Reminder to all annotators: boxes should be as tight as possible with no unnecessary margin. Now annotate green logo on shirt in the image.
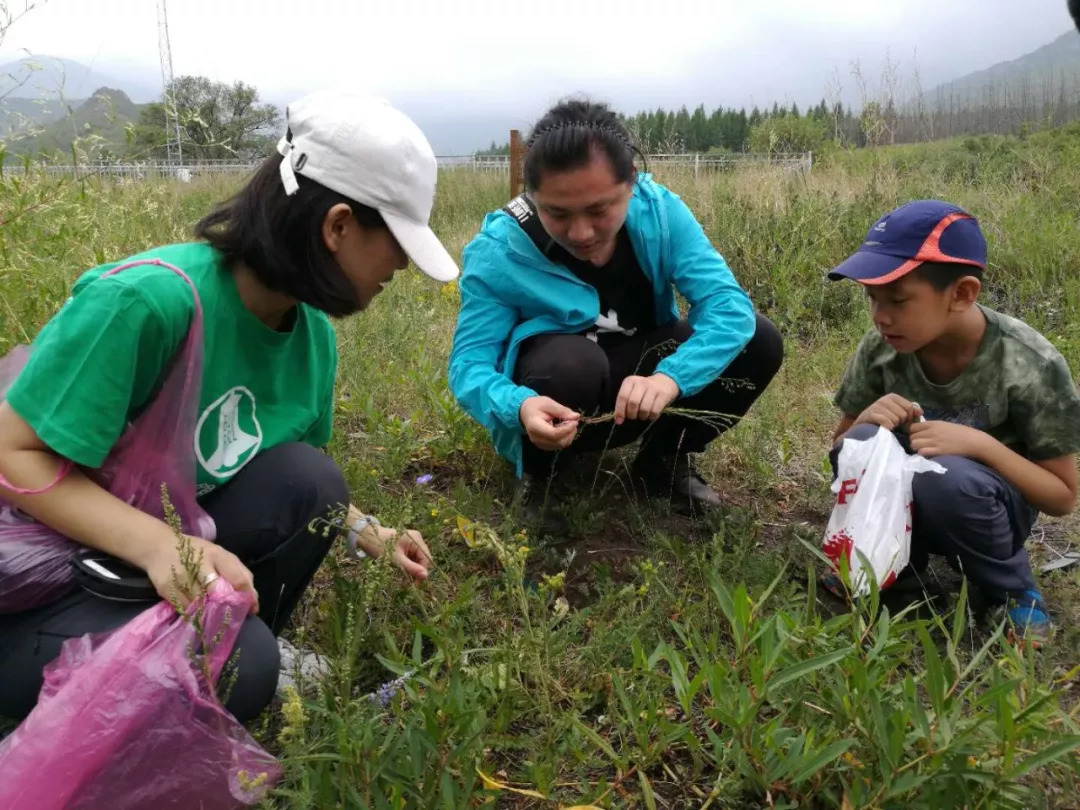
[196,386,263,479]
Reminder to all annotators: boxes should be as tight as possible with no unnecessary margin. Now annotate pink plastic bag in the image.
[0,259,216,613]
[0,579,283,809]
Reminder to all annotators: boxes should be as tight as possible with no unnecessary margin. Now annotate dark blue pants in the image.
[831,424,1039,603]
[0,442,347,723]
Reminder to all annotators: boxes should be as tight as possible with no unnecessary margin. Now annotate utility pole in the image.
[157,0,183,164]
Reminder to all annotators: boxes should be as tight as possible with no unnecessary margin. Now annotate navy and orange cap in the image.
[827,200,987,285]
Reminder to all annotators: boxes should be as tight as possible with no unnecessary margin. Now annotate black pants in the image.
[0,442,347,724]
[832,424,1039,603]
[513,314,784,476]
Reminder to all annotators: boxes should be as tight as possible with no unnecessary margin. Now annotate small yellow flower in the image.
[277,685,307,745]
[967,756,978,767]
[541,572,566,591]
[431,508,439,517]
[237,770,269,791]
[553,597,570,620]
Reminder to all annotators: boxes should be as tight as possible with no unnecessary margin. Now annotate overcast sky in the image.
[2,0,1077,151]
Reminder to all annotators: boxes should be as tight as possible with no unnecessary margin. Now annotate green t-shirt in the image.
[6,242,338,496]
[834,305,1080,461]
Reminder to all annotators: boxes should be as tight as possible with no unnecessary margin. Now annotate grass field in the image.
[3,128,1080,808]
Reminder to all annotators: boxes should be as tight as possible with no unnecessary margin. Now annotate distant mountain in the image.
[0,95,84,139]
[6,88,146,158]
[0,55,158,153]
[0,55,160,102]
[928,29,1080,103]
[1,55,516,155]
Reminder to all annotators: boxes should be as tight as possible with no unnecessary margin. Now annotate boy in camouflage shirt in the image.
[828,199,1080,643]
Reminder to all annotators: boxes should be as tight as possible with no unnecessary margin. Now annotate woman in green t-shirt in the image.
[0,89,459,724]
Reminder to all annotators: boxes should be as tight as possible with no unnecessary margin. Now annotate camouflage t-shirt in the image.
[834,305,1080,461]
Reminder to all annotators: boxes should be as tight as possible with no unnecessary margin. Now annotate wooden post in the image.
[509,128,523,199]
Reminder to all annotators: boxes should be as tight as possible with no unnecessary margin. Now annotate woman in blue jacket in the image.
[448,100,783,532]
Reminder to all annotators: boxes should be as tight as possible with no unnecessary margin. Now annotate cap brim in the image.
[827,250,920,285]
[383,212,460,283]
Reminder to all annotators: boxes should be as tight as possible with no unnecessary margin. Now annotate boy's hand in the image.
[909,421,989,459]
[854,394,923,431]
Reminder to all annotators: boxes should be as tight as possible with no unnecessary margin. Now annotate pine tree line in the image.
[618,101,833,153]
[476,69,1080,156]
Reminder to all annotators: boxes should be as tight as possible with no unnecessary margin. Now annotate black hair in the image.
[912,261,984,291]
[523,99,645,192]
[194,153,387,317]
[1070,0,1080,31]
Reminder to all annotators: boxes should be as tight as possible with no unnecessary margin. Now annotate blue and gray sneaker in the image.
[1002,590,1053,647]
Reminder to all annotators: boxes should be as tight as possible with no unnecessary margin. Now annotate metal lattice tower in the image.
[157,0,183,164]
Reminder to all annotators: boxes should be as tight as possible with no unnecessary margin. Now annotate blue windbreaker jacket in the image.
[447,172,757,476]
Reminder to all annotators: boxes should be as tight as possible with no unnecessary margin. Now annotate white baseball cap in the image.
[276,89,459,283]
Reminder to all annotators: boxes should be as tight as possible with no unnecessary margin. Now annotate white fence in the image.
[0,152,812,181]
[438,152,814,175]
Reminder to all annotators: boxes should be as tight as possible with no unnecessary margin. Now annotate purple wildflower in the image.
[370,671,414,707]
[415,474,433,485]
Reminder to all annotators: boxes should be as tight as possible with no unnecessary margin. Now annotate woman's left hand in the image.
[387,529,432,581]
[349,507,433,582]
[614,373,680,424]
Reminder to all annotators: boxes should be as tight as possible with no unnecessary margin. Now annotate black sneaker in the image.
[631,453,721,515]
[514,472,568,536]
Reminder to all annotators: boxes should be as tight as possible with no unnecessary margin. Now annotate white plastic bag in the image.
[823,426,946,597]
